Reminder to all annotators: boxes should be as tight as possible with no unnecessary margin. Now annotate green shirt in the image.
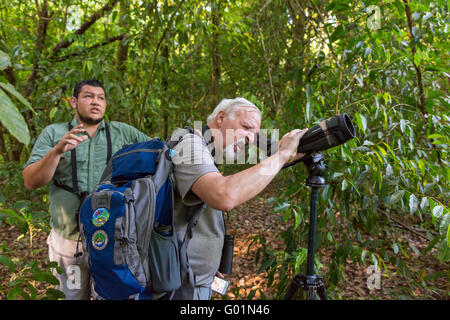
[24,116,150,240]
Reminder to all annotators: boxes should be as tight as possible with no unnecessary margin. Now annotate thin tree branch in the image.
[308,0,339,66]
[380,210,431,241]
[402,0,443,165]
[50,0,120,57]
[402,0,426,115]
[335,69,343,114]
[52,34,126,62]
[259,0,273,14]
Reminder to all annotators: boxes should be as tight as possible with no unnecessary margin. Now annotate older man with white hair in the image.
[170,97,307,300]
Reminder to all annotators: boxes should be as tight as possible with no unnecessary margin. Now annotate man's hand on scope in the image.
[54,124,88,155]
[278,129,308,164]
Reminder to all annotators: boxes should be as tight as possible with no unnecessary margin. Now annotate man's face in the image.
[216,107,261,161]
[70,85,106,125]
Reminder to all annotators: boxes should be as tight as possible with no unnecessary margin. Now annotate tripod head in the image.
[301,153,326,188]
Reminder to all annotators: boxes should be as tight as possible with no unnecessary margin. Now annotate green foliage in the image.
[0,161,57,299]
[0,204,49,248]
[252,0,448,299]
[0,50,34,146]
[0,162,50,246]
[0,254,64,300]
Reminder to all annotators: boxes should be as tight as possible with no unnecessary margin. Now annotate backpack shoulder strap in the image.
[68,122,79,195]
[105,122,112,163]
[53,122,80,196]
[176,203,206,299]
[165,126,197,149]
[54,121,110,198]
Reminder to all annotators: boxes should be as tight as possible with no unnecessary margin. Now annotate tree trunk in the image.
[24,0,50,98]
[0,124,11,162]
[115,0,129,74]
[139,0,185,130]
[15,0,51,161]
[285,0,307,97]
[162,43,169,139]
[210,0,221,110]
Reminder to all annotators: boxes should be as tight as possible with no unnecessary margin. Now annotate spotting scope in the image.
[253,114,356,156]
[297,113,355,153]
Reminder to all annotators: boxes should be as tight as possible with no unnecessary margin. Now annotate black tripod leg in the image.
[316,283,328,300]
[283,275,300,300]
[306,287,316,300]
[283,154,329,301]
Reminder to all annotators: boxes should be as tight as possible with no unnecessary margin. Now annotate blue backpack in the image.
[78,138,182,300]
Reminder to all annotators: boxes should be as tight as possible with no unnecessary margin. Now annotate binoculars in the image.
[253,114,356,156]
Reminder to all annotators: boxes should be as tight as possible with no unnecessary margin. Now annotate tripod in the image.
[284,153,328,300]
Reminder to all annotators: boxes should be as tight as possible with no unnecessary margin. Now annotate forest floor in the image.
[0,179,448,300]
[219,180,448,300]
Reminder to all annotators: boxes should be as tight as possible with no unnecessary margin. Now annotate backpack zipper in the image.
[112,148,163,160]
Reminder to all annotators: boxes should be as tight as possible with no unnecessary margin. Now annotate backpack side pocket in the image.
[148,225,181,293]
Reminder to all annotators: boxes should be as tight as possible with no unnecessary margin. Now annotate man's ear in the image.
[69,96,77,110]
[216,110,226,128]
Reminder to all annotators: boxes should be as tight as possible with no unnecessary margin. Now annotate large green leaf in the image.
[0,254,16,273]
[329,24,345,42]
[437,239,450,263]
[44,288,66,300]
[0,88,30,145]
[432,205,444,219]
[355,113,367,133]
[409,194,418,214]
[439,212,450,236]
[447,224,450,248]
[7,286,24,300]
[294,248,307,273]
[0,50,11,70]
[31,272,60,285]
[0,82,35,114]
[390,190,404,205]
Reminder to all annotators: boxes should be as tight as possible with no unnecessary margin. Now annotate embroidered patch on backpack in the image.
[92,208,110,227]
[92,230,108,250]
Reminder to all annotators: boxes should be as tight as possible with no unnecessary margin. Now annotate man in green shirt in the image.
[22,79,149,299]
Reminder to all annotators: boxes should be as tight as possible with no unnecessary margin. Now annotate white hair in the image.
[206,97,262,123]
